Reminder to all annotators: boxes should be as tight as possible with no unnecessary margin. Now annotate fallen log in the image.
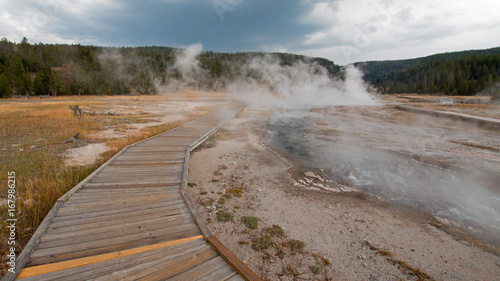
[69,105,148,116]
[69,105,121,116]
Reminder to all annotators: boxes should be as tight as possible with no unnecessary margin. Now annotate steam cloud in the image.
[173,43,206,84]
[227,55,376,109]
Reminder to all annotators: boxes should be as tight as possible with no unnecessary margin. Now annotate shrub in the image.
[242,216,259,229]
[265,224,286,237]
[288,239,305,251]
[252,235,273,251]
[310,265,322,275]
[216,211,234,222]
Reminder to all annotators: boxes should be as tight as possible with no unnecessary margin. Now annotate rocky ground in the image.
[187,106,500,281]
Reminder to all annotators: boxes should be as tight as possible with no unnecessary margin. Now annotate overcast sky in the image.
[1,0,499,65]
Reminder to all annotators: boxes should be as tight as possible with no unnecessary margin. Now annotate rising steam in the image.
[173,43,206,84]
[226,55,376,109]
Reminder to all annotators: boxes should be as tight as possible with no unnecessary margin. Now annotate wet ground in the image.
[265,104,500,246]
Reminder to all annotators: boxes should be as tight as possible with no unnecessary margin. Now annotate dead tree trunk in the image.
[69,105,82,117]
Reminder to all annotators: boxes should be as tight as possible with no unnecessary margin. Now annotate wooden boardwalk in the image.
[396,105,500,130]
[5,105,261,281]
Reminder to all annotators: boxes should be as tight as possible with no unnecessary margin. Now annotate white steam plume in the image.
[226,55,376,109]
[173,43,206,85]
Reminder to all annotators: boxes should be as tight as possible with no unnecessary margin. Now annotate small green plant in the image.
[211,179,219,182]
[277,249,286,259]
[285,265,299,277]
[213,170,223,176]
[238,240,248,245]
[218,197,226,205]
[288,239,305,251]
[310,265,322,275]
[199,191,208,195]
[216,211,234,222]
[321,257,331,266]
[365,241,434,280]
[226,187,243,198]
[242,216,259,229]
[187,182,197,187]
[252,235,273,251]
[265,224,286,237]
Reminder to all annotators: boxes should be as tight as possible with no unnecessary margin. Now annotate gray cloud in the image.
[1,0,499,64]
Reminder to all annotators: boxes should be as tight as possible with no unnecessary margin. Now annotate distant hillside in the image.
[0,38,341,98]
[355,47,500,95]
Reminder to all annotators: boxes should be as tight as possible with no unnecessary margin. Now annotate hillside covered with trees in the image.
[0,38,341,98]
[356,47,500,95]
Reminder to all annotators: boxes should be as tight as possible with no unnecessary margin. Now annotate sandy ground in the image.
[188,106,500,281]
[63,143,109,166]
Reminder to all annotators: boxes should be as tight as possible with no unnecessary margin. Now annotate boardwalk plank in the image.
[226,274,246,281]
[169,256,237,281]
[20,239,206,281]
[47,204,187,228]
[38,215,196,248]
[83,182,181,189]
[55,197,185,216]
[46,205,189,233]
[42,211,193,240]
[28,227,202,266]
[88,242,212,281]
[133,246,218,281]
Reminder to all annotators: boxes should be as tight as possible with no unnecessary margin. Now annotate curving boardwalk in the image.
[5,105,260,281]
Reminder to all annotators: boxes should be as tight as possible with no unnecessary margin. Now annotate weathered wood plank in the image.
[169,256,238,281]
[69,188,179,198]
[133,246,219,281]
[87,177,182,185]
[46,203,188,229]
[85,241,212,281]
[83,181,180,189]
[226,274,246,281]
[43,210,193,238]
[60,193,182,209]
[37,215,196,248]
[55,197,185,216]
[49,201,187,224]
[206,235,263,281]
[28,227,202,266]
[66,189,178,201]
[65,188,179,199]
[19,238,206,281]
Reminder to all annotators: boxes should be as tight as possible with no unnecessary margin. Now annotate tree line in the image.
[356,47,500,96]
[0,38,341,98]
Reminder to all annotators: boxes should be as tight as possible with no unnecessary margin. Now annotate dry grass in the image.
[365,241,434,281]
[0,95,197,277]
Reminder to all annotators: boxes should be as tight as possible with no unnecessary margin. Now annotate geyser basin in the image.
[265,106,500,244]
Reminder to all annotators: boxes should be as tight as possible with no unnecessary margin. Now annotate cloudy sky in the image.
[1,0,499,65]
